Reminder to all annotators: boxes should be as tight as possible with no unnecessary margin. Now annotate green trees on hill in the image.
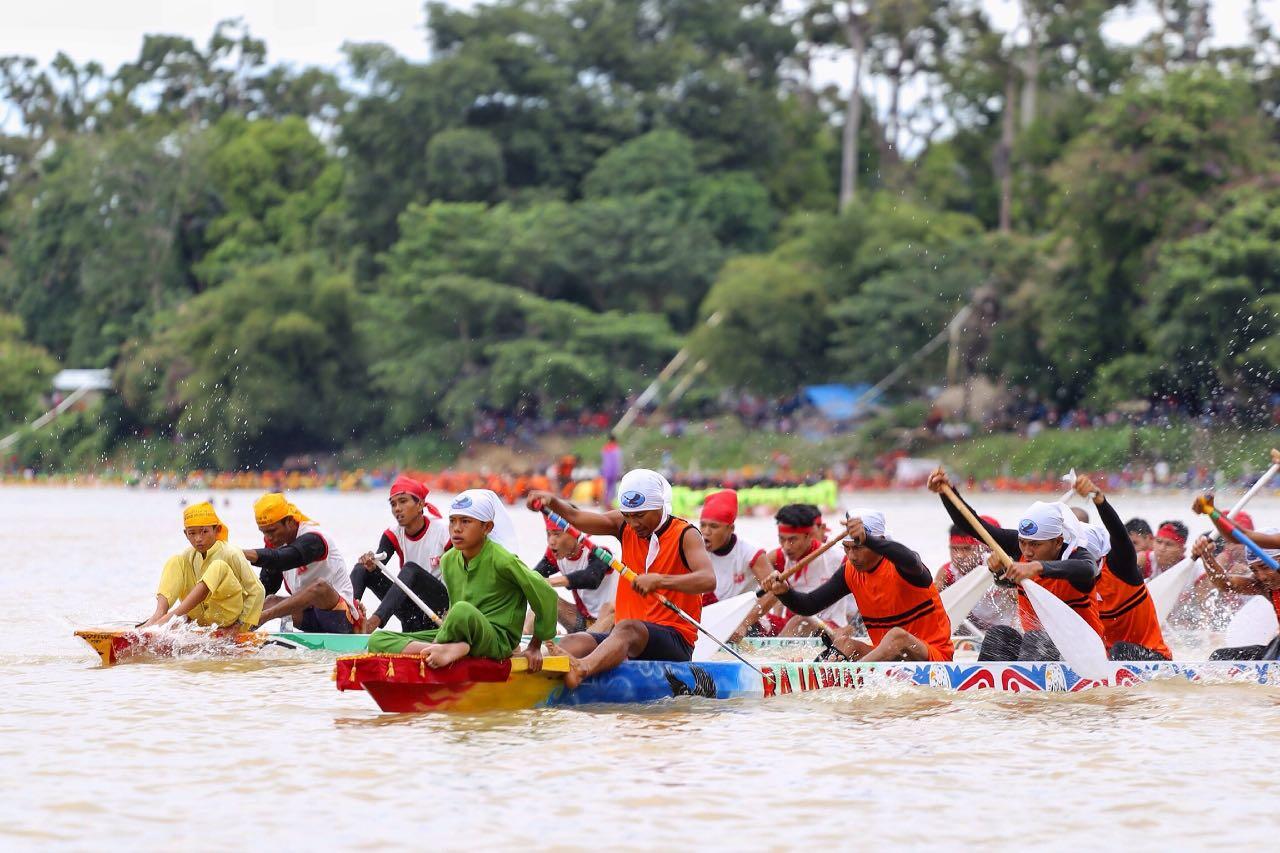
[2,1,1280,468]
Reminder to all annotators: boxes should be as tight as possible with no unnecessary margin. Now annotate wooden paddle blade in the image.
[1148,556,1198,623]
[1020,580,1111,681]
[940,567,996,626]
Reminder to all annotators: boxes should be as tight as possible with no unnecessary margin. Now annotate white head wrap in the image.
[845,507,888,541]
[1018,501,1089,565]
[617,468,673,570]
[448,489,518,553]
[1080,523,1112,563]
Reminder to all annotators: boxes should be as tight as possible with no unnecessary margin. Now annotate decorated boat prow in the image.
[75,629,371,666]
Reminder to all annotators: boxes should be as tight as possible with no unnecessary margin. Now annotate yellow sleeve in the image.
[157,553,193,607]
[230,549,265,628]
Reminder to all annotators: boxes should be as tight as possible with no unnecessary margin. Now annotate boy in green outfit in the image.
[368,489,559,670]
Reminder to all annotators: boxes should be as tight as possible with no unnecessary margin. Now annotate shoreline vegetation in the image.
[5,411,1276,497]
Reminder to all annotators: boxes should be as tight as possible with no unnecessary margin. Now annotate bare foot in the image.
[563,656,589,690]
[403,641,432,655]
[424,641,471,669]
[362,613,382,634]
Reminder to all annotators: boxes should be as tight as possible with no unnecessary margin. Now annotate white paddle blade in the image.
[1059,468,1077,503]
[693,591,757,661]
[1148,557,1197,622]
[940,567,995,626]
[1224,596,1280,648]
[1020,579,1112,681]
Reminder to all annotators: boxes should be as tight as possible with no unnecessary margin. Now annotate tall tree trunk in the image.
[996,69,1017,232]
[839,12,866,212]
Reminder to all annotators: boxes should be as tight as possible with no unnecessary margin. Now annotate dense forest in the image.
[2,0,1279,470]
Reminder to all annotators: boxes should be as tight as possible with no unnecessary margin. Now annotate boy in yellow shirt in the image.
[140,502,265,629]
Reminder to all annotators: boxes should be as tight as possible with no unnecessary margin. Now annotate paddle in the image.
[1192,495,1280,571]
[693,590,759,661]
[1223,596,1279,649]
[536,504,764,675]
[939,484,1111,679]
[1151,456,1280,620]
[940,474,1078,625]
[372,552,444,627]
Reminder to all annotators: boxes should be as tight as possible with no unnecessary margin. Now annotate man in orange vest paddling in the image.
[526,468,715,689]
[762,509,953,661]
[928,469,1103,661]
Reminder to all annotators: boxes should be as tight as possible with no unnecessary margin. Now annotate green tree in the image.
[0,313,59,428]
[425,127,506,202]
[116,255,370,467]
[690,255,832,394]
[582,130,697,199]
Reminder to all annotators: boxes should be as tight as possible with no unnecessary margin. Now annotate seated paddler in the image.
[762,509,953,662]
[140,502,264,630]
[367,489,559,670]
[525,468,716,690]
[242,493,361,633]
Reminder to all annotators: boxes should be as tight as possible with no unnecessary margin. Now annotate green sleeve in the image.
[439,549,463,605]
[501,549,560,643]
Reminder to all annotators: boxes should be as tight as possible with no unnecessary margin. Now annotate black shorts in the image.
[590,621,693,662]
[297,606,354,634]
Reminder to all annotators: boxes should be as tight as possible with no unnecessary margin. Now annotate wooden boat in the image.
[335,653,1280,713]
[74,628,369,666]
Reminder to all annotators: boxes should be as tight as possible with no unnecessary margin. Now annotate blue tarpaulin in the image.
[802,384,873,420]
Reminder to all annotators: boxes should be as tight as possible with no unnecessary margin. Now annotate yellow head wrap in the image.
[182,501,229,541]
[253,493,311,526]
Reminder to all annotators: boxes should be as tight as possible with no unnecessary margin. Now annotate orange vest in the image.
[1097,560,1171,659]
[843,557,954,660]
[1017,577,1106,639]
[618,517,701,646]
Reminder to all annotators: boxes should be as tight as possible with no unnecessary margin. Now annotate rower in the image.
[368,490,559,669]
[1071,475,1172,660]
[243,493,360,633]
[351,476,451,633]
[762,509,953,661]
[766,504,855,636]
[1125,518,1160,578]
[928,469,1103,661]
[1151,521,1189,578]
[524,468,716,690]
[934,516,1015,631]
[140,502,264,629]
[533,514,617,633]
[698,489,768,605]
[1195,513,1280,661]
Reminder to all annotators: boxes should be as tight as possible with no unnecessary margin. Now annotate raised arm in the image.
[1078,474,1141,586]
[525,490,623,537]
[863,536,933,587]
[927,469,1019,555]
[1192,536,1264,595]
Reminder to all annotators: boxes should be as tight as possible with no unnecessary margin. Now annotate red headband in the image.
[777,524,816,535]
[389,475,428,502]
[1157,524,1187,546]
[950,534,980,546]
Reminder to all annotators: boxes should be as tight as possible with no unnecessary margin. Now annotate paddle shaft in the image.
[1228,462,1280,516]
[940,485,1014,569]
[373,552,444,626]
[1200,508,1280,571]
[539,506,764,675]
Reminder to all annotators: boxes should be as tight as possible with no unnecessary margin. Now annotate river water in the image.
[3,485,1279,851]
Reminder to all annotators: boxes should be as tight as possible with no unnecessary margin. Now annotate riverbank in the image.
[5,414,1275,495]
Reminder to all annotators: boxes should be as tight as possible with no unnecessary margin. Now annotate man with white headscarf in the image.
[1195,509,1280,660]
[927,469,1102,661]
[762,509,954,662]
[1071,475,1171,660]
[368,490,560,670]
[526,469,715,689]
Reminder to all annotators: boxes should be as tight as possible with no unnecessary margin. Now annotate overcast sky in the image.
[2,1,1276,78]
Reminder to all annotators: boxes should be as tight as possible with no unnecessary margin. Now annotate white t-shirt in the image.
[707,534,764,602]
[282,521,354,603]
[775,544,855,627]
[385,516,451,580]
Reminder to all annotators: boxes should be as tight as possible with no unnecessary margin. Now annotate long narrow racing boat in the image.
[74,628,369,666]
[335,653,1280,713]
